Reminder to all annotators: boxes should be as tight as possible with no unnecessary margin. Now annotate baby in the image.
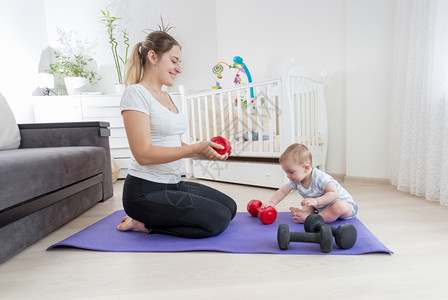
[262,143,358,223]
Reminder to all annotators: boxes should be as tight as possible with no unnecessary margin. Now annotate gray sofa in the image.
[0,121,113,264]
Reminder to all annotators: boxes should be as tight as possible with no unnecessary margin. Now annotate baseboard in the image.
[327,173,390,185]
[343,175,391,185]
[328,173,346,183]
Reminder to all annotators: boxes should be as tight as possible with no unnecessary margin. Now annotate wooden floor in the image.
[1,178,448,299]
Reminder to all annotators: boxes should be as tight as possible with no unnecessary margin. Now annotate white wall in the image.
[345,0,395,179]
[1,0,396,179]
[0,0,49,122]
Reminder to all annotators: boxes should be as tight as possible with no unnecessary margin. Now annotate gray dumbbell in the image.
[277,223,333,253]
[304,214,357,250]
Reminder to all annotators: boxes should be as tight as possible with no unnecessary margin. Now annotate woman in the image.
[117,30,237,238]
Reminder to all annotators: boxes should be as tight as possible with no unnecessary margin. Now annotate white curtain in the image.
[391,0,448,205]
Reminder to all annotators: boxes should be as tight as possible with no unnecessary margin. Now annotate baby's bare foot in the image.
[117,216,148,233]
[289,207,311,224]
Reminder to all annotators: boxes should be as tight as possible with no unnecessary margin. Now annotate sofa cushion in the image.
[0,146,106,211]
[0,93,20,150]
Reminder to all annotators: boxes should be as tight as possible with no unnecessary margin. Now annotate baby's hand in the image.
[301,198,318,207]
[261,201,275,209]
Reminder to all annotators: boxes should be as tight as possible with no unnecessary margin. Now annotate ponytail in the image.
[125,42,143,87]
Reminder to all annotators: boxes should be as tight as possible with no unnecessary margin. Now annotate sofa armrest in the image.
[18,121,113,200]
[18,121,110,148]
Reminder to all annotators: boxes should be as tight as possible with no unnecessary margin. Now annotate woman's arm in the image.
[123,110,226,165]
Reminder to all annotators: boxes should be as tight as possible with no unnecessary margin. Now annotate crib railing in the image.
[179,59,328,162]
[180,78,282,158]
[286,72,327,146]
[280,58,328,165]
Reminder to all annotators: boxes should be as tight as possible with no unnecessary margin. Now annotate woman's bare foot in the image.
[289,207,311,223]
[117,216,148,233]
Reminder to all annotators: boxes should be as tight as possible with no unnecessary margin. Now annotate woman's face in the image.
[154,45,182,87]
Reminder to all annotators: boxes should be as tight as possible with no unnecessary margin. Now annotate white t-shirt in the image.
[120,84,187,184]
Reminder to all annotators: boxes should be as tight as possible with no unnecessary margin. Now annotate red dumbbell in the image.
[211,136,232,155]
[247,199,277,225]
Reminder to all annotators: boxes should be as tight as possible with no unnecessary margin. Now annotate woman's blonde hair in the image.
[279,143,312,166]
[125,31,181,86]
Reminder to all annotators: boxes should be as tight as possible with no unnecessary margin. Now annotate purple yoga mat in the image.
[47,211,392,255]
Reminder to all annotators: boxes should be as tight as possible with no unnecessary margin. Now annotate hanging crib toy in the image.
[212,56,255,110]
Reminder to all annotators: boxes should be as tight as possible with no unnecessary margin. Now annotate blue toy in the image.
[232,56,254,98]
[212,56,255,108]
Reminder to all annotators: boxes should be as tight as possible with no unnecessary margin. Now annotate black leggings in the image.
[122,175,237,238]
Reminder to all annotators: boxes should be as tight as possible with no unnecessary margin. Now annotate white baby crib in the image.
[179,57,328,188]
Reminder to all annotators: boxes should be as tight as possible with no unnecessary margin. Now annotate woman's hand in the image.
[196,141,229,160]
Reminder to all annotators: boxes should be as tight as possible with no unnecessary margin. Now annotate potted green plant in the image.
[46,28,100,95]
[100,9,130,94]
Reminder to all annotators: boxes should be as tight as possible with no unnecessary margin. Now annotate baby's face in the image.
[280,159,309,184]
